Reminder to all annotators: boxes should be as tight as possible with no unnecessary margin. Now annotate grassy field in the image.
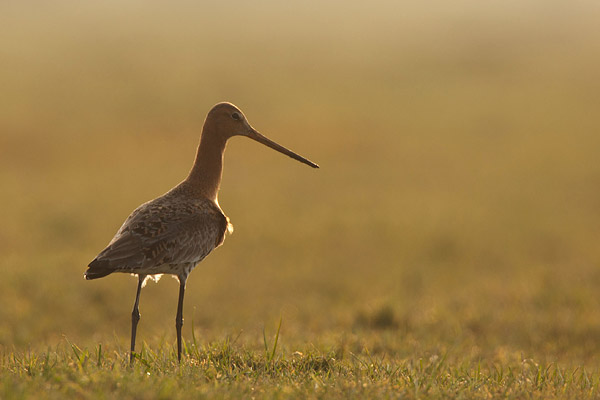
[2,0,600,398]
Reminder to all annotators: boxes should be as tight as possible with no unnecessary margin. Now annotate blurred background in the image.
[2,0,600,364]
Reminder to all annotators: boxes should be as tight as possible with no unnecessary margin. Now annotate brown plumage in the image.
[86,191,229,280]
[85,102,318,362]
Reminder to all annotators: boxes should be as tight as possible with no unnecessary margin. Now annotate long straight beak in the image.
[247,130,319,168]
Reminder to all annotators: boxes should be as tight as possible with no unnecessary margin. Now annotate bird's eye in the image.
[231,112,241,121]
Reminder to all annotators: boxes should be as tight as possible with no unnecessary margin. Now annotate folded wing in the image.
[85,197,229,279]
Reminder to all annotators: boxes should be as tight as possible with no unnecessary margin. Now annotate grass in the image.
[4,338,599,399]
[2,0,600,398]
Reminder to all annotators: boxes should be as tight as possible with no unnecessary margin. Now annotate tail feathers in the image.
[84,258,114,280]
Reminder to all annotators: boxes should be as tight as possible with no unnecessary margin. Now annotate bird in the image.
[84,102,318,363]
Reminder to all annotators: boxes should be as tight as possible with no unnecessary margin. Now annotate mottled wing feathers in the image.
[85,195,229,279]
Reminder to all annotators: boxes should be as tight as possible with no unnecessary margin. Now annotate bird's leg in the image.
[130,274,146,364]
[175,275,187,362]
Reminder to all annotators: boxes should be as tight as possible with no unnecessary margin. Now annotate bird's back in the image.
[85,185,231,280]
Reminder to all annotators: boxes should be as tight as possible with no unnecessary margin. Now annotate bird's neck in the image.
[186,129,228,202]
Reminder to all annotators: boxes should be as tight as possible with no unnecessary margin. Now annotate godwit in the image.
[84,102,318,362]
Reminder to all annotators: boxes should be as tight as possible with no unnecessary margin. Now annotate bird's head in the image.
[204,102,319,168]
